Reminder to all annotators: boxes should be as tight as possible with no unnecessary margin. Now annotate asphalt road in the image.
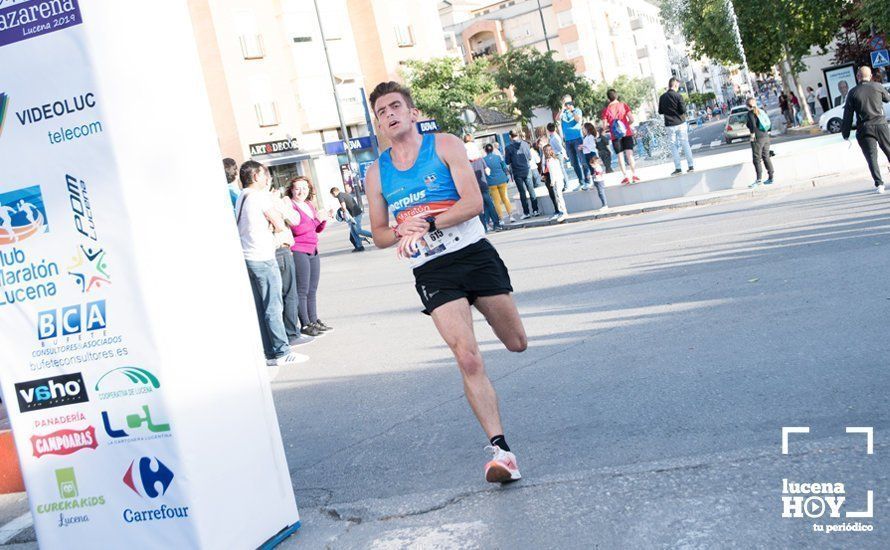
[3,177,888,548]
[269,176,888,548]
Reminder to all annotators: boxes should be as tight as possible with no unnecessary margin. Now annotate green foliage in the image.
[661,0,844,74]
[683,91,717,106]
[491,48,584,121]
[402,57,499,135]
[589,75,655,113]
[859,0,890,37]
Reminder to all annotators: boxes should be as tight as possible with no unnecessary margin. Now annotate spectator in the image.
[330,187,371,252]
[842,66,890,194]
[534,136,559,209]
[789,91,802,125]
[483,143,513,224]
[559,95,592,188]
[580,123,598,191]
[287,176,332,337]
[223,158,240,208]
[601,89,639,184]
[805,87,817,119]
[816,83,829,113]
[491,141,505,159]
[595,124,613,173]
[745,97,775,187]
[272,188,302,345]
[658,77,695,176]
[779,93,793,127]
[504,130,540,218]
[235,160,307,367]
[542,145,567,223]
[470,147,502,232]
[587,155,609,210]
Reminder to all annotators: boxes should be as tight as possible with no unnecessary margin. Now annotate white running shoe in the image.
[484,445,521,483]
[266,352,310,367]
[556,212,567,223]
[549,213,560,221]
[520,213,531,220]
[877,184,885,194]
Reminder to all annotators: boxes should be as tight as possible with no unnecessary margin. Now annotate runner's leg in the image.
[431,298,504,438]
[473,294,527,353]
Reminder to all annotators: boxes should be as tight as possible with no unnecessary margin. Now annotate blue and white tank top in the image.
[379,134,485,268]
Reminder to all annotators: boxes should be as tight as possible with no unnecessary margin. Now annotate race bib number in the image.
[417,228,461,258]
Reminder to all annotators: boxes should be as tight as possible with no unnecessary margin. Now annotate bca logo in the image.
[38,300,106,340]
[15,373,89,413]
[123,457,174,499]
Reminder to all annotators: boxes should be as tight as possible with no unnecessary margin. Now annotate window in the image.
[564,41,580,59]
[255,101,279,127]
[395,25,415,47]
[240,34,265,59]
[557,11,573,29]
[293,36,311,43]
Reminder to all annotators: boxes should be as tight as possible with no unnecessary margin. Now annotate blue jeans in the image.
[348,213,373,250]
[565,138,591,184]
[515,171,539,215]
[667,123,694,171]
[245,259,290,360]
[479,189,501,230]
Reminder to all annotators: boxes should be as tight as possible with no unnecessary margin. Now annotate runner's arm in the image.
[364,162,399,249]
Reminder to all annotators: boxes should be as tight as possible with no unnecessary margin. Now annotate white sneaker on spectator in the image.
[877,184,885,194]
[266,352,309,367]
[520,213,531,220]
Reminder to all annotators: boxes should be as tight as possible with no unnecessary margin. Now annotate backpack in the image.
[610,119,627,139]
[755,109,772,132]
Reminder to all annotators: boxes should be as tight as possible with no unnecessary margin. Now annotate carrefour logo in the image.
[123,457,173,499]
[38,300,106,340]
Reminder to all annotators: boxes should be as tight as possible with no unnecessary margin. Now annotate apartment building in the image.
[188,0,446,193]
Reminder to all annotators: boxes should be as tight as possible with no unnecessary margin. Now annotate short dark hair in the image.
[330,187,340,195]
[369,81,415,117]
[239,160,268,187]
[223,158,238,184]
[606,89,618,101]
[484,143,494,153]
[668,77,679,88]
[546,122,556,132]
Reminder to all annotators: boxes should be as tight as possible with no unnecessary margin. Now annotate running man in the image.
[0,202,18,243]
[364,81,528,483]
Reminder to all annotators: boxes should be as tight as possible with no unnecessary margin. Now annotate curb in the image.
[0,430,25,495]
[499,171,854,231]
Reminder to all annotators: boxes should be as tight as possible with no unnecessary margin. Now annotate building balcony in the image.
[637,46,649,59]
[630,17,643,31]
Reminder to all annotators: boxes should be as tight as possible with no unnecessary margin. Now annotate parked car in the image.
[729,105,749,116]
[724,112,751,144]
[820,83,890,133]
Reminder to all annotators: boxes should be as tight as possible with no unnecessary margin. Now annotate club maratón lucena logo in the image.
[781,427,875,534]
[35,467,105,529]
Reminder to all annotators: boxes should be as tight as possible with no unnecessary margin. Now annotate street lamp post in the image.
[313,0,362,205]
[536,0,550,52]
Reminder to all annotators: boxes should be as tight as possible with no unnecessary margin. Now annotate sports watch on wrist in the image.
[425,216,437,233]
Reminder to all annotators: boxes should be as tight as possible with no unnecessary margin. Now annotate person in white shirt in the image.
[580,123,599,191]
[235,160,308,367]
[816,82,829,114]
[542,145,567,223]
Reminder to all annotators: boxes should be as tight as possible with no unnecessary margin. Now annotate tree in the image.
[491,48,585,122]
[859,0,889,36]
[833,11,873,67]
[402,57,499,135]
[588,75,655,113]
[661,0,845,124]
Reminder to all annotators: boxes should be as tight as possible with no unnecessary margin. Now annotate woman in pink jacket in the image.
[287,176,332,337]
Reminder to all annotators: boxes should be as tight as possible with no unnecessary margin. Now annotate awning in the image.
[251,149,315,167]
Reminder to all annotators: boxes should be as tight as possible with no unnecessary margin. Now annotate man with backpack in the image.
[601,89,639,184]
[658,77,695,176]
[744,97,774,187]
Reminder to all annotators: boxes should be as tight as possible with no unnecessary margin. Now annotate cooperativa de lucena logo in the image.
[94,366,160,400]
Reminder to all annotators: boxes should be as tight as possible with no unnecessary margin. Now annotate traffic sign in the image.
[868,34,886,51]
[871,49,889,69]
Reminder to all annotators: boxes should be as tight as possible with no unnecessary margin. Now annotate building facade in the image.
[188,0,446,197]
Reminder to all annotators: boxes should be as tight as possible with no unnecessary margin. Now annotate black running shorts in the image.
[413,239,513,315]
[612,135,635,154]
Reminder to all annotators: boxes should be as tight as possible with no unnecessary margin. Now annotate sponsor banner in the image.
[0,2,298,548]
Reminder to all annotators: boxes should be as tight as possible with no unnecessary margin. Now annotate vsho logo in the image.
[15,372,88,412]
[38,299,106,340]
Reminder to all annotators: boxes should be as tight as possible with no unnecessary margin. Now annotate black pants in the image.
[856,123,890,186]
[751,137,774,181]
[275,247,300,340]
[541,172,558,210]
[292,250,321,327]
[818,97,830,113]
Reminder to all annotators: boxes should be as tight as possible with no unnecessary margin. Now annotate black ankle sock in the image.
[489,435,510,452]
